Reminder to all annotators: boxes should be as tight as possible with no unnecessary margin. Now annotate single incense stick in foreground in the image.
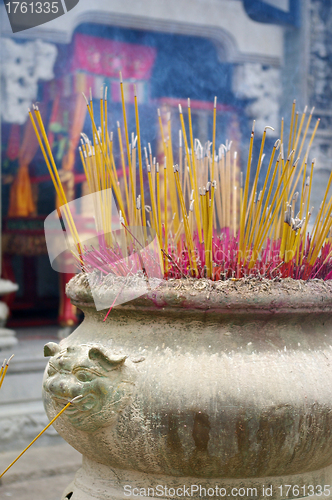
[0,354,14,390]
[0,395,83,479]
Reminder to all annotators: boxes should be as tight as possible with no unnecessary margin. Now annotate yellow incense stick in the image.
[147,163,158,232]
[244,126,274,259]
[287,100,296,158]
[0,395,83,479]
[238,122,255,262]
[100,86,105,149]
[293,106,307,158]
[178,104,202,243]
[187,99,202,240]
[166,114,180,232]
[174,166,198,275]
[134,86,146,231]
[117,121,130,215]
[30,109,82,253]
[120,75,136,217]
[156,162,162,245]
[164,157,168,272]
[211,97,217,181]
[249,139,280,253]
[157,108,167,156]
[83,95,128,225]
[0,355,14,390]
[225,147,231,230]
[251,157,299,266]
[0,358,6,381]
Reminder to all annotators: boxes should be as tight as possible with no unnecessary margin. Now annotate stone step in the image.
[0,442,82,500]
[0,328,64,451]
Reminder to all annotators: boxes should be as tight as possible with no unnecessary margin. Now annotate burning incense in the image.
[30,81,332,282]
[0,395,83,479]
[0,355,14,391]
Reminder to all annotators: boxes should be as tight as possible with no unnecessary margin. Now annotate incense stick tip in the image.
[71,395,84,404]
[287,149,295,161]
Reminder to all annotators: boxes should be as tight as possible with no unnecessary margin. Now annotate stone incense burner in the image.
[42,274,332,500]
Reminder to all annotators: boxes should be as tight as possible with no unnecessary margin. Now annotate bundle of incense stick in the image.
[0,355,14,391]
[30,81,332,281]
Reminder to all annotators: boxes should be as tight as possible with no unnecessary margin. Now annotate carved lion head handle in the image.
[44,342,128,372]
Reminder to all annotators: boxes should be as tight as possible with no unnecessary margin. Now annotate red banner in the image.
[71,33,157,80]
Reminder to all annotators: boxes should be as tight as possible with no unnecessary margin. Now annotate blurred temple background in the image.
[1,0,332,469]
[0,0,332,327]
[0,0,330,328]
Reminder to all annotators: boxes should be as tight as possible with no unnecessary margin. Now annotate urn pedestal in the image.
[42,274,332,500]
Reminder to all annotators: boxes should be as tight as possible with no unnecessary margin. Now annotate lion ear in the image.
[44,342,60,357]
[88,346,127,371]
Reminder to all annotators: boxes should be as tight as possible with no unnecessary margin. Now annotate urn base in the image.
[61,457,332,500]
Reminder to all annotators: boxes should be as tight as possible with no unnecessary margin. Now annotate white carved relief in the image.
[233,62,281,135]
[0,38,57,124]
[309,0,332,109]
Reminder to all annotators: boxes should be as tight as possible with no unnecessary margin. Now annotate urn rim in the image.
[66,273,332,315]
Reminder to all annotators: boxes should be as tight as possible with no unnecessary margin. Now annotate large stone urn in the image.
[42,274,332,500]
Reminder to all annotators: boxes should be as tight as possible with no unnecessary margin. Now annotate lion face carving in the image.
[43,342,137,433]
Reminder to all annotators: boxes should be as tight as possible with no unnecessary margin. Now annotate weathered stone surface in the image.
[42,276,332,499]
